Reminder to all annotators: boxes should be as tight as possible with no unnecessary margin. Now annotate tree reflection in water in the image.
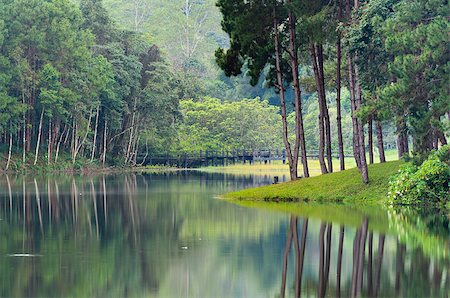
[280,215,448,297]
[0,173,449,297]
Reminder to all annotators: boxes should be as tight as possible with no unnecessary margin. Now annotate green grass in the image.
[224,160,404,204]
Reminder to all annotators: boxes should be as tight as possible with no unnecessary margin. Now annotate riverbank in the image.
[0,152,177,174]
[223,160,404,204]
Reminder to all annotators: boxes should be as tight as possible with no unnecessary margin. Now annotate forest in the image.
[0,1,449,296]
[0,0,448,176]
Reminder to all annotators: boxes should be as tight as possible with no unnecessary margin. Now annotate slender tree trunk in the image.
[126,98,138,163]
[368,116,374,164]
[50,119,59,164]
[376,120,386,163]
[311,44,328,174]
[288,5,309,178]
[102,119,108,165]
[317,45,333,173]
[436,128,448,146]
[273,10,296,181]
[374,235,385,297]
[91,105,100,162]
[34,109,44,166]
[22,92,26,163]
[336,2,345,171]
[71,117,76,160]
[72,109,93,164]
[355,80,369,182]
[139,139,149,166]
[55,124,67,164]
[47,118,52,165]
[6,133,13,171]
[347,0,369,183]
[348,57,361,170]
[26,110,32,152]
[396,119,408,158]
[346,0,360,171]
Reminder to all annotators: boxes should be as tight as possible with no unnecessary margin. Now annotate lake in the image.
[0,171,448,297]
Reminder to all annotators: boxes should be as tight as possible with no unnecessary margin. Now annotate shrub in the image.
[388,146,450,206]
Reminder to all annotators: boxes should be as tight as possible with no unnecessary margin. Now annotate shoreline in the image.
[222,160,404,204]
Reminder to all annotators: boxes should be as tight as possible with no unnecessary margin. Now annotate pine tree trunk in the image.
[336,3,345,171]
[347,0,369,183]
[91,106,100,162]
[139,140,149,166]
[26,110,32,152]
[317,45,333,173]
[368,116,374,164]
[355,74,369,183]
[55,124,67,164]
[436,128,448,146]
[34,109,44,166]
[22,91,26,163]
[102,119,108,165]
[288,6,309,178]
[376,120,386,163]
[311,44,328,174]
[396,119,408,158]
[347,57,361,170]
[126,98,138,163]
[47,118,52,165]
[346,0,361,171]
[273,10,296,181]
[72,109,93,164]
[6,133,12,171]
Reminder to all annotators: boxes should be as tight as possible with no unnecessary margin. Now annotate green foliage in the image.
[175,97,282,152]
[348,0,450,157]
[388,146,450,205]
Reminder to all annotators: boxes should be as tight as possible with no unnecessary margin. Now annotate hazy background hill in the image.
[103,0,228,78]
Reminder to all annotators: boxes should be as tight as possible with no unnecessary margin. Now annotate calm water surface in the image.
[0,171,448,297]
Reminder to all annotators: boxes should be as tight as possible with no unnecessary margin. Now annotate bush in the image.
[388,146,450,206]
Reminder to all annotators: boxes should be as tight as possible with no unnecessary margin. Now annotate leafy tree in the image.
[176,97,282,152]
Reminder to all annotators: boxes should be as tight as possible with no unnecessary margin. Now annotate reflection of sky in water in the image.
[0,172,448,297]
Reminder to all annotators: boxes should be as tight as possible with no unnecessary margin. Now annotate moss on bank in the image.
[224,160,404,204]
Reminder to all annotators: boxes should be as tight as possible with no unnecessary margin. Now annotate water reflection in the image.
[0,173,449,297]
[279,216,449,298]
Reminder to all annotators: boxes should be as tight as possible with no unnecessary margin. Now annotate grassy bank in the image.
[224,160,404,204]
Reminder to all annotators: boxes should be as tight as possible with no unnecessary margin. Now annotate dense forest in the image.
[216,0,449,181]
[0,0,448,175]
